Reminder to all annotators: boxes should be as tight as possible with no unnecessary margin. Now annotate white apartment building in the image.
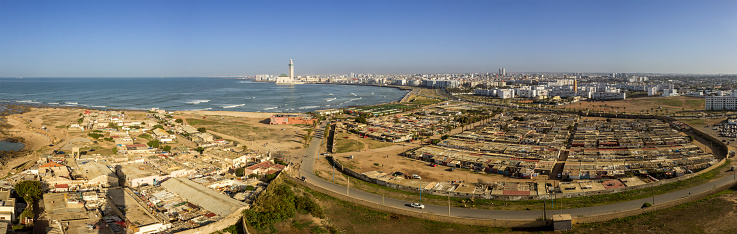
[706,95,737,110]
[498,89,515,99]
[663,89,679,97]
[648,86,659,96]
[592,92,626,100]
[516,88,537,98]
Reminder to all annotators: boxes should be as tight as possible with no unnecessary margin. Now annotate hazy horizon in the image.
[1,0,735,77]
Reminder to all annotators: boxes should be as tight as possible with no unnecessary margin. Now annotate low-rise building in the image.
[269,114,317,125]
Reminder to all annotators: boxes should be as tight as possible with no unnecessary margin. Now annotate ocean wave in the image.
[264,106,278,110]
[18,100,41,104]
[187,108,212,111]
[91,105,107,108]
[351,93,357,96]
[185,100,210,105]
[48,103,59,105]
[222,104,245,109]
[299,106,320,109]
[65,102,78,105]
[326,98,337,102]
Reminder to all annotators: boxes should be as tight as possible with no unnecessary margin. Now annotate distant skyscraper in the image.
[499,68,506,76]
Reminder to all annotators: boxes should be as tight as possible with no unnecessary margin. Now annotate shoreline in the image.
[1,82,411,114]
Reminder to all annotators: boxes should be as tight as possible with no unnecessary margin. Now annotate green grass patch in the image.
[333,138,364,154]
[679,119,706,127]
[577,188,735,230]
[653,98,684,107]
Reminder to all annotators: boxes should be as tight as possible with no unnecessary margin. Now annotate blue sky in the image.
[0,0,735,77]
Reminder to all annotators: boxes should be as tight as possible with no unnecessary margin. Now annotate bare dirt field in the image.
[559,96,705,114]
[175,111,311,160]
[0,107,82,177]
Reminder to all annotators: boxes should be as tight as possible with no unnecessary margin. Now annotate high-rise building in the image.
[289,59,294,80]
[499,68,506,76]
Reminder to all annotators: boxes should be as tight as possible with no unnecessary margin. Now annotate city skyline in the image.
[1,0,736,77]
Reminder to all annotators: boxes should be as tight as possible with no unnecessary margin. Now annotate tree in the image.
[235,167,246,177]
[162,145,171,152]
[195,147,205,154]
[355,116,368,124]
[15,180,42,203]
[147,140,161,148]
[108,122,118,129]
[175,119,183,123]
[88,133,103,139]
[153,125,164,130]
[197,127,207,133]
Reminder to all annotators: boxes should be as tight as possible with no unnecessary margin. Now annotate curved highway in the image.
[299,121,737,220]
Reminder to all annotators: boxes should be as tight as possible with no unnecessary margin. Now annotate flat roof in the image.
[162,177,247,216]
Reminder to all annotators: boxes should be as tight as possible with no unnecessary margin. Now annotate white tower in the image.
[289,59,294,81]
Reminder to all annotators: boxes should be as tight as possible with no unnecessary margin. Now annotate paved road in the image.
[299,121,737,220]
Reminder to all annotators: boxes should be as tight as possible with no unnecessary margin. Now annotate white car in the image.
[410,203,425,209]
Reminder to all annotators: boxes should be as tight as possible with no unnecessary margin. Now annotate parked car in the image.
[412,174,421,179]
[301,176,307,182]
[409,203,425,209]
[430,163,437,167]
[393,172,404,176]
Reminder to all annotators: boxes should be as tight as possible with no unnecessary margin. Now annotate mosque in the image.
[275,59,303,85]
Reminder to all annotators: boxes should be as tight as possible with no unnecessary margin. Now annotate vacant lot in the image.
[575,188,737,233]
[561,96,705,114]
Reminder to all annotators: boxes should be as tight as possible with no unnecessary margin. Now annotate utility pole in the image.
[651,186,655,205]
[447,192,451,216]
[420,176,422,202]
[543,199,547,222]
[347,176,350,196]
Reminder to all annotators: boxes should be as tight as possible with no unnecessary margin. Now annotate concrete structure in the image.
[269,114,317,125]
[43,193,104,233]
[552,214,573,230]
[161,177,248,217]
[647,86,659,96]
[662,88,678,97]
[0,189,15,223]
[78,162,119,188]
[289,58,294,81]
[592,92,626,100]
[706,95,737,111]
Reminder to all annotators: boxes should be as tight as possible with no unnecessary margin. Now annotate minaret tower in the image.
[289,59,294,82]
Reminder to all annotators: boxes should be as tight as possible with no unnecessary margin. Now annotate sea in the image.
[0,77,408,113]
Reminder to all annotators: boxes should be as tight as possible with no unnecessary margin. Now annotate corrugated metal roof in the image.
[162,177,247,216]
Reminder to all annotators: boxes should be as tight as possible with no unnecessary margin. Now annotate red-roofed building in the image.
[245,161,286,175]
[40,162,65,168]
[53,184,69,192]
[602,179,626,189]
